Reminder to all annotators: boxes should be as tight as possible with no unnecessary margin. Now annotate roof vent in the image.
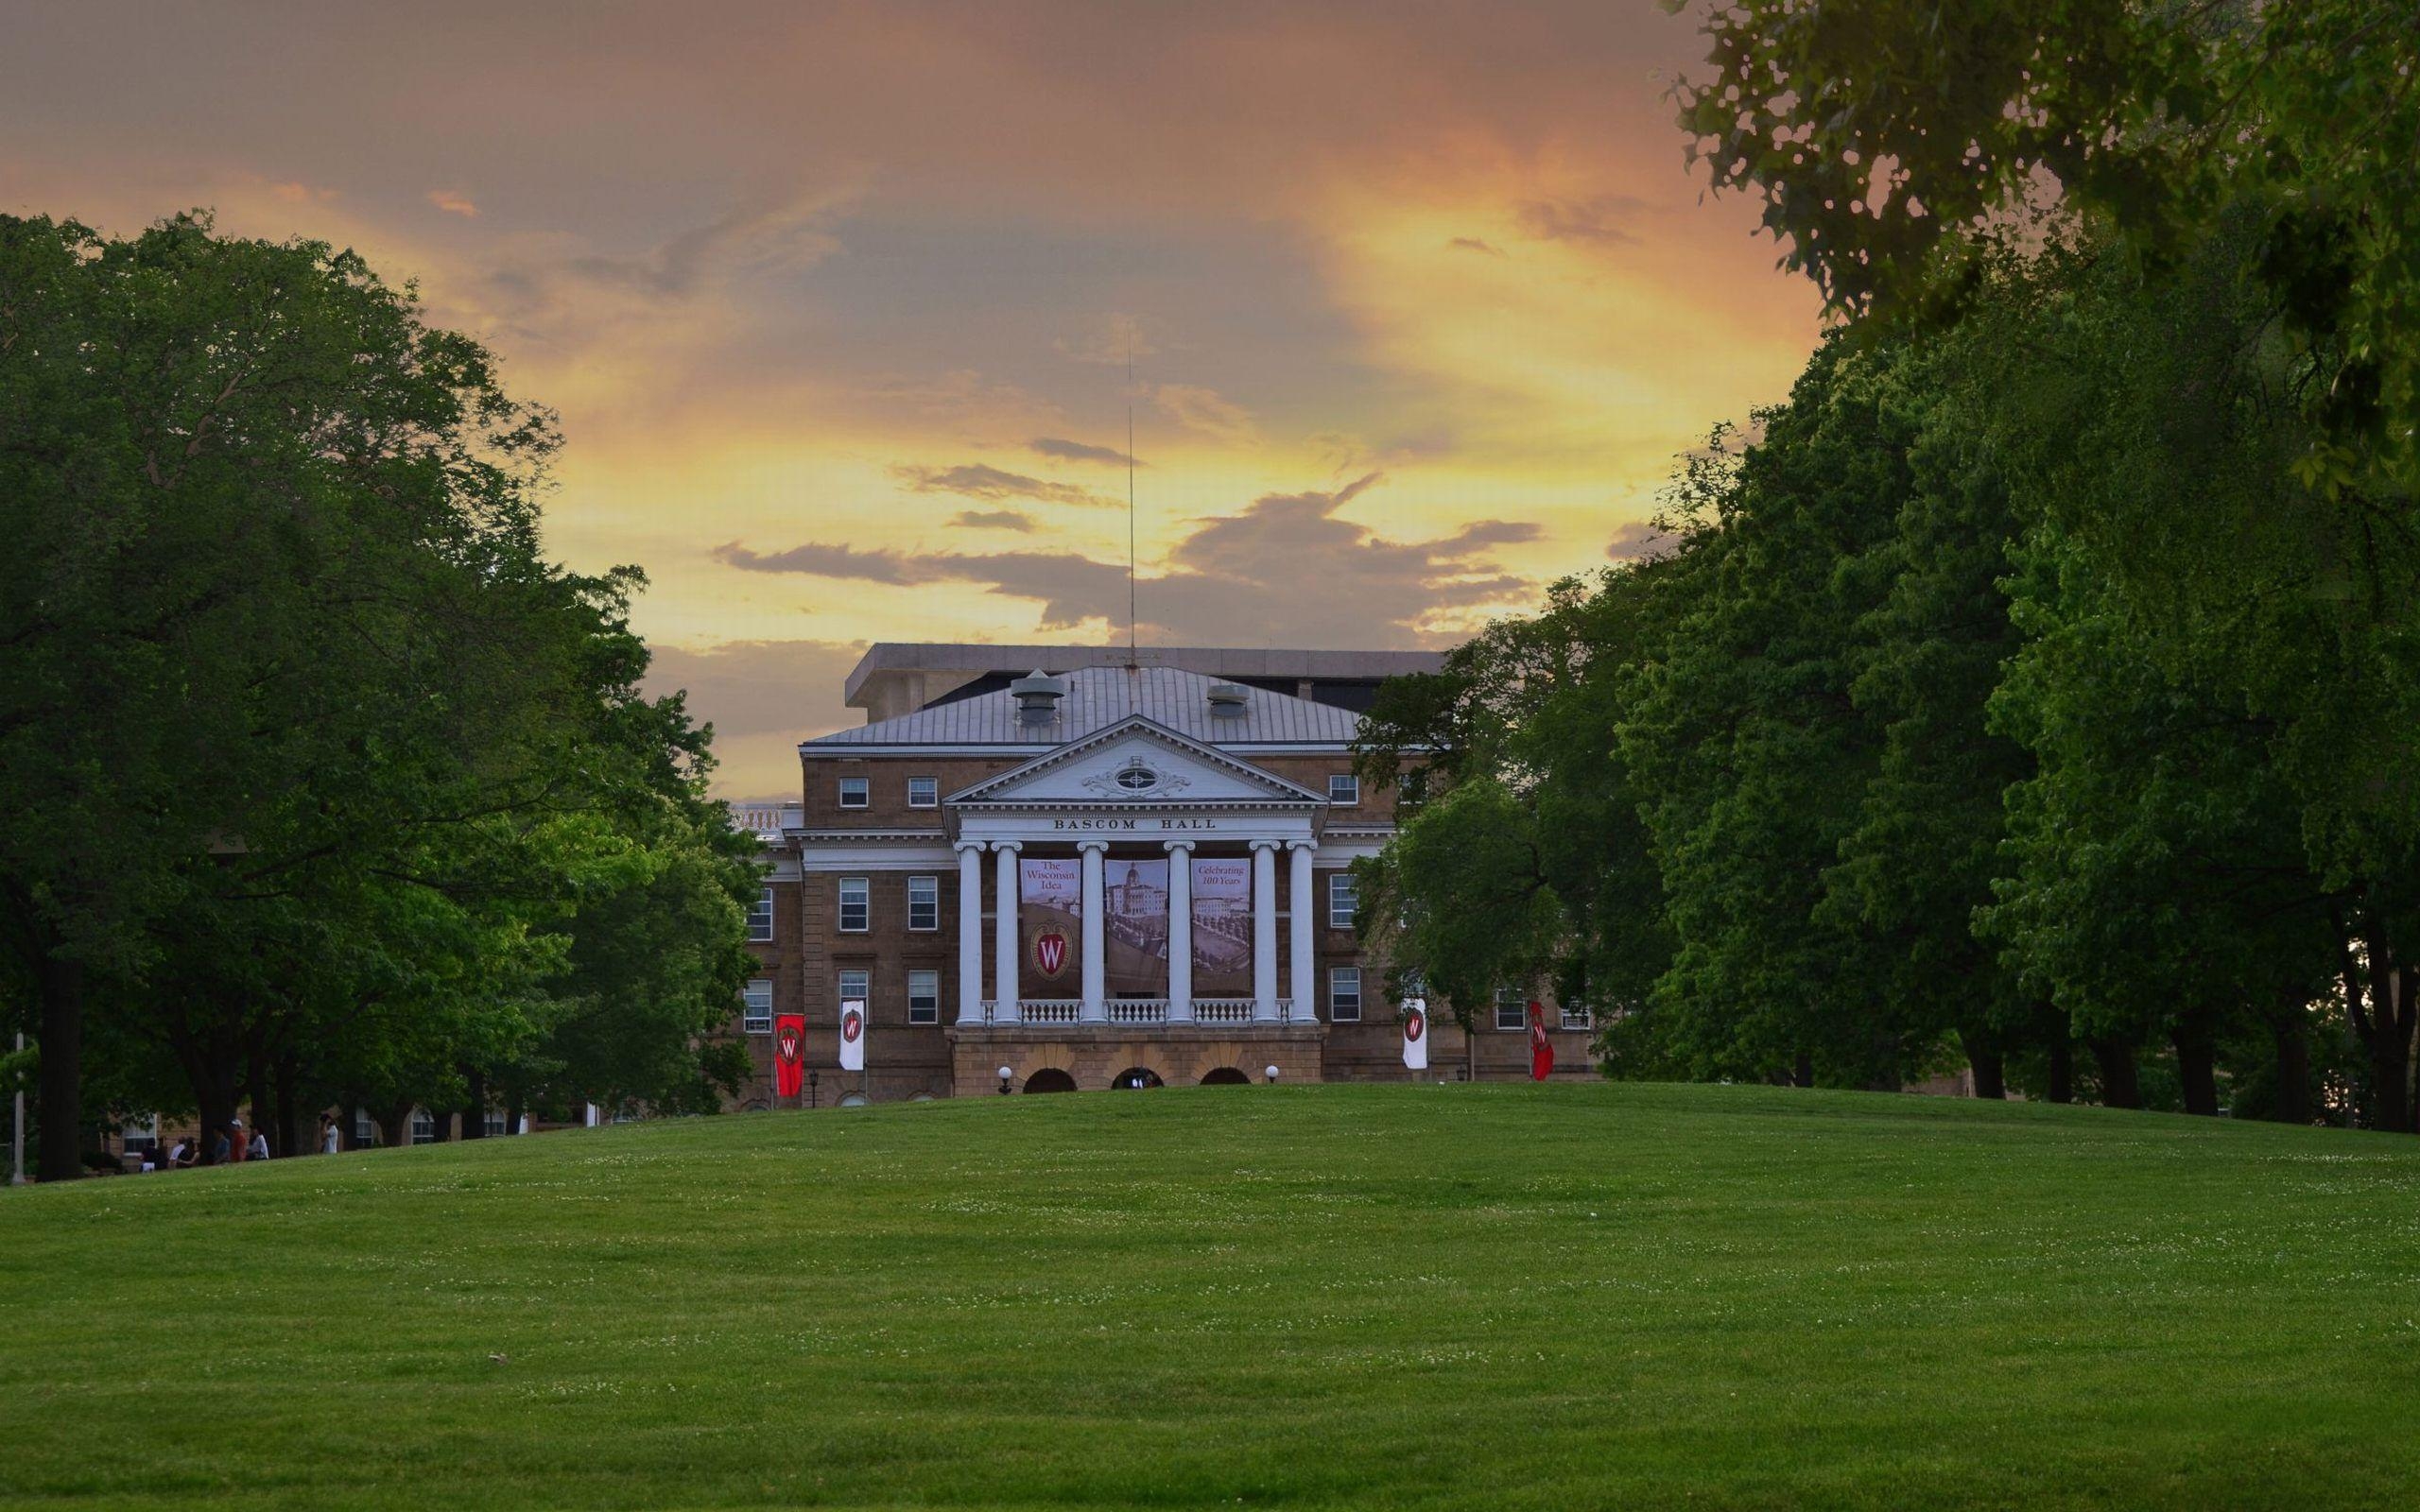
[1206,682,1250,717]
[1010,670,1068,726]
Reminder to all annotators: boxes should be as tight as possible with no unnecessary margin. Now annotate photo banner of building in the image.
[1190,856,1253,996]
[1020,857,1082,997]
[1103,858,1169,997]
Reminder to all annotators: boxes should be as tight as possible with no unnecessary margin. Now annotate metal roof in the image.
[804,664,1364,749]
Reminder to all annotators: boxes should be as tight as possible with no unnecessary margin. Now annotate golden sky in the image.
[2,1,1820,796]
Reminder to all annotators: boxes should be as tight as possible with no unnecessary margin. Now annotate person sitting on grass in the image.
[249,1127,270,1161]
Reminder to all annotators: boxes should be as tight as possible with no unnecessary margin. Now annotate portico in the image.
[944,713,1332,1028]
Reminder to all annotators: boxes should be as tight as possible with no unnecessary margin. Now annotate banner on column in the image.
[1189,857,1253,996]
[773,1014,805,1098]
[838,1000,866,1073]
[1102,858,1169,997]
[1402,999,1429,1071]
[1019,858,1081,997]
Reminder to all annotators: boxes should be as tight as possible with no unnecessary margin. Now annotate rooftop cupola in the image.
[1010,670,1068,726]
[1206,682,1250,717]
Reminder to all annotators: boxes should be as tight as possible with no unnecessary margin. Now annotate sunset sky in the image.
[2,1,1822,795]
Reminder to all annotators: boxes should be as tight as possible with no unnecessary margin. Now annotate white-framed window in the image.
[1560,1002,1594,1031]
[907,775,939,808]
[1495,987,1529,1032]
[354,1109,377,1146]
[484,1110,510,1138]
[748,885,775,941]
[1329,966,1362,1022]
[838,775,870,809]
[742,978,774,1033]
[410,1108,439,1144]
[1328,772,1360,805]
[1328,872,1358,930]
[838,969,870,1010]
[838,876,870,932]
[908,969,940,1024]
[907,874,940,931]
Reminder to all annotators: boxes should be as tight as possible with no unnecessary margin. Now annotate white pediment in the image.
[949,719,1323,807]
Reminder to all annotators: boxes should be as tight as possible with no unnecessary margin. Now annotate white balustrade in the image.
[1107,999,1168,1025]
[1193,999,1255,1025]
[1019,1000,1081,1024]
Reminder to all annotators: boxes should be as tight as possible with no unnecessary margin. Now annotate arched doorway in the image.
[1200,1066,1251,1086]
[1113,1067,1165,1090]
[1024,1068,1078,1093]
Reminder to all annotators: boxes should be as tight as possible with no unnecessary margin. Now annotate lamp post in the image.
[806,1070,819,1109]
[997,1065,1013,1095]
[1265,1064,1281,1086]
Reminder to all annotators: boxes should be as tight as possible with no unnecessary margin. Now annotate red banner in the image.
[773,1013,805,1100]
[1529,1001,1554,1081]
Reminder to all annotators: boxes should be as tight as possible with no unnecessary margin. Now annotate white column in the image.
[994,841,1022,1022]
[1250,839,1281,1022]
[1288,840,1317,1024]
[1079,840,1108,1022]
[955,840,985,1023]
[1164,840,1195,1022]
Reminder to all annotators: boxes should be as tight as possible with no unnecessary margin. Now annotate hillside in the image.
[5,1083,2418,1510]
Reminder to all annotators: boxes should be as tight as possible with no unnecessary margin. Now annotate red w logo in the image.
[776,1026,801,1062]
[1033,931,1068,976]
[1405,1011,1425,1042]
[841,1011,862,1043]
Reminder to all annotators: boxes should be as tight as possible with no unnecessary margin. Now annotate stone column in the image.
[1250,839,1281,1022]
[994,841,1022,1022]
[1164,840,1195,1022]
[1079,840,1108,1022]
[1288,840,1317,1023]
[955,840,985,1023]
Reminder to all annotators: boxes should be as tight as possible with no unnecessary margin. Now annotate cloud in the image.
[715,472,1538,645]
[950,508,1036,532]
[426,188,479,218]
[271,181,338,204]
[1605,520,1681,562]
[1151,383,1258,446]
[1028,437,1138,467]
[1447,235,1504,255]
[1055,314,1158,366]
[642,637,869,798]
[561,187,852,298]
[891,462,1114,507]
[1514,194,1645,246]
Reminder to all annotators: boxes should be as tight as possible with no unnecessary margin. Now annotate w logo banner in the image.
[838,1000,866,1073]
[773,1014,805,1100]
[1402,998,1429,1072]
[1032,930,1069,978]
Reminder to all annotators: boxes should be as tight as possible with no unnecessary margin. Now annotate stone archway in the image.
[1024,1067,1078,1093]
[1200,1066,1251,1086]
[1113,1067,1166,1090]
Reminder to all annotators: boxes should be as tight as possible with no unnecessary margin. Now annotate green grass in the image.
[5,1083,2420,1510]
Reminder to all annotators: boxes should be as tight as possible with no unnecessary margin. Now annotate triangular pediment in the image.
[948,717,1324,808]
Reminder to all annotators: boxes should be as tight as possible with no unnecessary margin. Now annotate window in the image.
[1329,966,1362,1022]
[1560,1002,1594,1031]
[907,776,939,808]
[1495,987,1529,1032]
[122,1117,161,1154]
[742,979,773,1033]
[354,1109,377,1146]
[908,969,940,1024]
[484,1110,510,1138]
[838,775,870,809]
[410,1108,438,1144]
[1328,772,1360,805]
[1328,872,1358,930]
[838,876,870,932]
[907,874,940,931]
[838,970,870,1009]
[748,885,775,941]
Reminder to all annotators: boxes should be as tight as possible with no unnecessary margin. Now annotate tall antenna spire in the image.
[1125,320,1138,671]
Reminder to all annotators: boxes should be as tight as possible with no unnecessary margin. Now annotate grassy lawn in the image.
[5,1082,2419,1510]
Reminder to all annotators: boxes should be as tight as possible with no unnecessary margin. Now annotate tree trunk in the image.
[460,1065,488,1140]
[2090,1039,2141,1109]
[1791,1049,1814,1089]
[505,1085,526,1137]
[2046,1032,2074,1105]
[35,951,84,1182]
[376,1102,411,1151]
[1959,1029,2007,1100]
[2172,1024,2220,1116]
[2268,991,2313,1125]
[341,1105,366,1152]
[273,1054,306,1158]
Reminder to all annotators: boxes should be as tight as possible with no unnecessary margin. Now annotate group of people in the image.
[152,1113,344,1170]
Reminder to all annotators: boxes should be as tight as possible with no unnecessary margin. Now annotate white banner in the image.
[838,999,867,1073]
[1402,998,1429,1071]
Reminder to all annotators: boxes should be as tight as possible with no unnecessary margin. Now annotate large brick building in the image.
[728,644,1595,1103]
